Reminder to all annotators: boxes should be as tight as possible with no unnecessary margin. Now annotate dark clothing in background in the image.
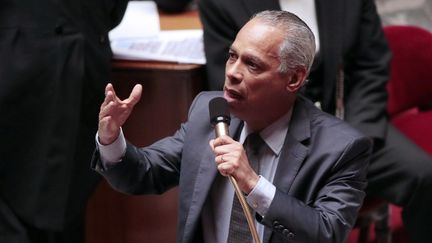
[0,0,128,242]
[153,0,193,13]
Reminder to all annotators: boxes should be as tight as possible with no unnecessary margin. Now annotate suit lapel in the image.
[263,99,311,243]
[273,103,310,193]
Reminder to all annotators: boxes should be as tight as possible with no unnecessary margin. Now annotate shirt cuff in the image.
[246,175,276,217]
[95,128,127,167]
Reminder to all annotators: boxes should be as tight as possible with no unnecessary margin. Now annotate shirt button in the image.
[252,202,258,208]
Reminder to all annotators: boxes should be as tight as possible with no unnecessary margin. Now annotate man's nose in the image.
[226,61,243,83]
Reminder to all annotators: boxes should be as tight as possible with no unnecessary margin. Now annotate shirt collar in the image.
[240,108,293,156]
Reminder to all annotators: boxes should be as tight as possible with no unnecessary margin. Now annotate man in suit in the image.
[93,10,371,242]
[198,0,432,242]
[0,0,128,242]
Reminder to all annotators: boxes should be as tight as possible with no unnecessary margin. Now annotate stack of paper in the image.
[109,1,206,65]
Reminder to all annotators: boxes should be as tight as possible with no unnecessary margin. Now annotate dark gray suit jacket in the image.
[93,92,371,243]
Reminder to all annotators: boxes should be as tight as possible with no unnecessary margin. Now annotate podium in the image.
[86,10,205,243]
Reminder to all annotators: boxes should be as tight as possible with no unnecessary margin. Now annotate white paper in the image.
[109,1,205,64]
[109,1,160,40]
[111,29,206,64]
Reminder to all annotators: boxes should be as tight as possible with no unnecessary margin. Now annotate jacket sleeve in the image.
[90,92,211,195]
[343,0,392,144]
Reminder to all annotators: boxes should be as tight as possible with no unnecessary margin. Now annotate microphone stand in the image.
[214,123,260,243]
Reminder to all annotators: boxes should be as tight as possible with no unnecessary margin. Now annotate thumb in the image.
[126,84,143,106]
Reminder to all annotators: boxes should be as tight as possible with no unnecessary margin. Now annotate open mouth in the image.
[224,88,243,101]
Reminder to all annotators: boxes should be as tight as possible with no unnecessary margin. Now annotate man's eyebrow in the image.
[244,54,263,64]
[228,44,268,69]
[243,53,267,68]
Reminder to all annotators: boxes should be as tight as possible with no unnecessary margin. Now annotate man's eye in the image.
[247,61,258,70]
[228,52,237,60]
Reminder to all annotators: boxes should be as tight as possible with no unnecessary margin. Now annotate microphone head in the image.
[209,97,231,125]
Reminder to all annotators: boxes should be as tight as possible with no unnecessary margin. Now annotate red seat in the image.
[350,25,432,243]
[386,25,432,154]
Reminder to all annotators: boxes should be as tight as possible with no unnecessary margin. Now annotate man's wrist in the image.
[246,176,276,216]
[96,128,127,164]
[98,129,121,145]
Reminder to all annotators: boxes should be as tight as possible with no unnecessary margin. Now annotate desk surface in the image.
[159,9,202,30]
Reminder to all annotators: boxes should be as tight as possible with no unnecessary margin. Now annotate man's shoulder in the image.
[191,91,223,107]
[295,98,372,163]
[296,97,368,140]
[187,91,224,116]
[195,91,223,100]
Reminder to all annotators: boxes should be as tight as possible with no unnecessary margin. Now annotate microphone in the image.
[208,96,260,243]
[209,97,231,138]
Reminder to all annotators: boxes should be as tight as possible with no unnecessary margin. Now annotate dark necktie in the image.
[227,133,264,243]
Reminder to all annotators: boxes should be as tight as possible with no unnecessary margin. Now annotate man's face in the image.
[223,19,291,123]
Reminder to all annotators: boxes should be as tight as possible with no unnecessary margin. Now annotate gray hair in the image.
[252,10,316,75]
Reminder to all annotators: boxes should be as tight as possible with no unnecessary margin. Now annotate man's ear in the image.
[285,67,307,92]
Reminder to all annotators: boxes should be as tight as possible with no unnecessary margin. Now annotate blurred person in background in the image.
[0,0,129,242]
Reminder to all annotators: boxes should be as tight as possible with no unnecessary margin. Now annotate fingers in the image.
[211,135,239,159]
[216,154,233,176]
[126,84,143,106]
[101,83,117,109]
[212,135,234,149]
[98,83,122,144]
[105,83,118,98]
[210,137,242,176]
[102,83,142,109]
[100,83,142,117]
[209,139,215,150]
[210,137,259,193]
[98,83,141,145]
[99,99,115,119]
[105,83,113,95]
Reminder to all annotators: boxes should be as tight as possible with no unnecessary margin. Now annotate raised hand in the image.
[98,83,142,145]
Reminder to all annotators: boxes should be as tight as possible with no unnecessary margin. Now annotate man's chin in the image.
[224,95,243,116]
